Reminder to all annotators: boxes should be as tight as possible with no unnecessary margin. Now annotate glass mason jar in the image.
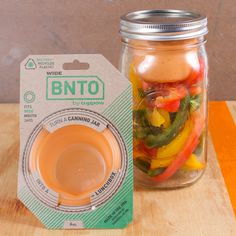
[119,10,208,189]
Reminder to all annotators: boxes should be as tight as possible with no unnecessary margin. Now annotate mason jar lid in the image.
[120,9,208,41]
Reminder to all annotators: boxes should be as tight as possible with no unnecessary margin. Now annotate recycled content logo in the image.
[46,76,104,100]
[25,58,37,70]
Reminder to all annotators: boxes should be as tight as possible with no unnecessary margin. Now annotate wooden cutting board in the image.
[0,103,236,236]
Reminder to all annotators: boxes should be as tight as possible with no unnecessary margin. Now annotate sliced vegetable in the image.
[138,88,145,98]
[150,153,204,172]
[193,134,204,156]
[158,109,171,128]
[148,168,166,177]
[145,94,190,148]
[152,112,205,182]
[150,108,166,127]
[134,126,162,139]
[151,156,174,169]
[158,99,180,112]
[134,158,150,173]
[133,148,145,159]
[190,95,201,113]
[169,112,177,123]
[156,118,192,159]
[181,154,204,170]
[185,57,205,86]
[133,139,146,159]
[133,138,140,147]
[130,64,143,102]
[189,86,202,96]
[134,127,150,139]
[138,142,157,157]
[133,109,149,127]
[154,84,187,108]
[142,84,187,112]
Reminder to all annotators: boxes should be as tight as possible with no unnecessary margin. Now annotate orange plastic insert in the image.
[29,125,121,206]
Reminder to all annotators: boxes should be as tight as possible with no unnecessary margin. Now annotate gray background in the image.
[0,0,235,102]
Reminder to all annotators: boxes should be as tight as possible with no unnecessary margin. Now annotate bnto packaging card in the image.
[18,54,133,229]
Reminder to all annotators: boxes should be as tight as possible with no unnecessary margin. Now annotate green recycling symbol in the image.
[25,58,37,69]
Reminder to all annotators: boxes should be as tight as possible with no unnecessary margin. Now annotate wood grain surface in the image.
[0,103,236,236]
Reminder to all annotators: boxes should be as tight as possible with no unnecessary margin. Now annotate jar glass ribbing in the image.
[119,10,208,189]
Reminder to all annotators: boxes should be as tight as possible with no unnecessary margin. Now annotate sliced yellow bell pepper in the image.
[151,156,173,169]
[181,154,204,170]
[150,154,204,170]
[129,64,142,104]
[158,109,170,128]
[150,108,165,127]
[156,118,192,159]
[149,108,170,128]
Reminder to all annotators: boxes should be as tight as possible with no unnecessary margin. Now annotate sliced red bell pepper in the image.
[142,81,187,112]
[185,57,205,86]
[152,112,205,182]
[189,86,202,96]
[154,84,187,112]
[156,99,180,112]
[142,80,181,92]
[138,142,157,157]
[155,85,187,104]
